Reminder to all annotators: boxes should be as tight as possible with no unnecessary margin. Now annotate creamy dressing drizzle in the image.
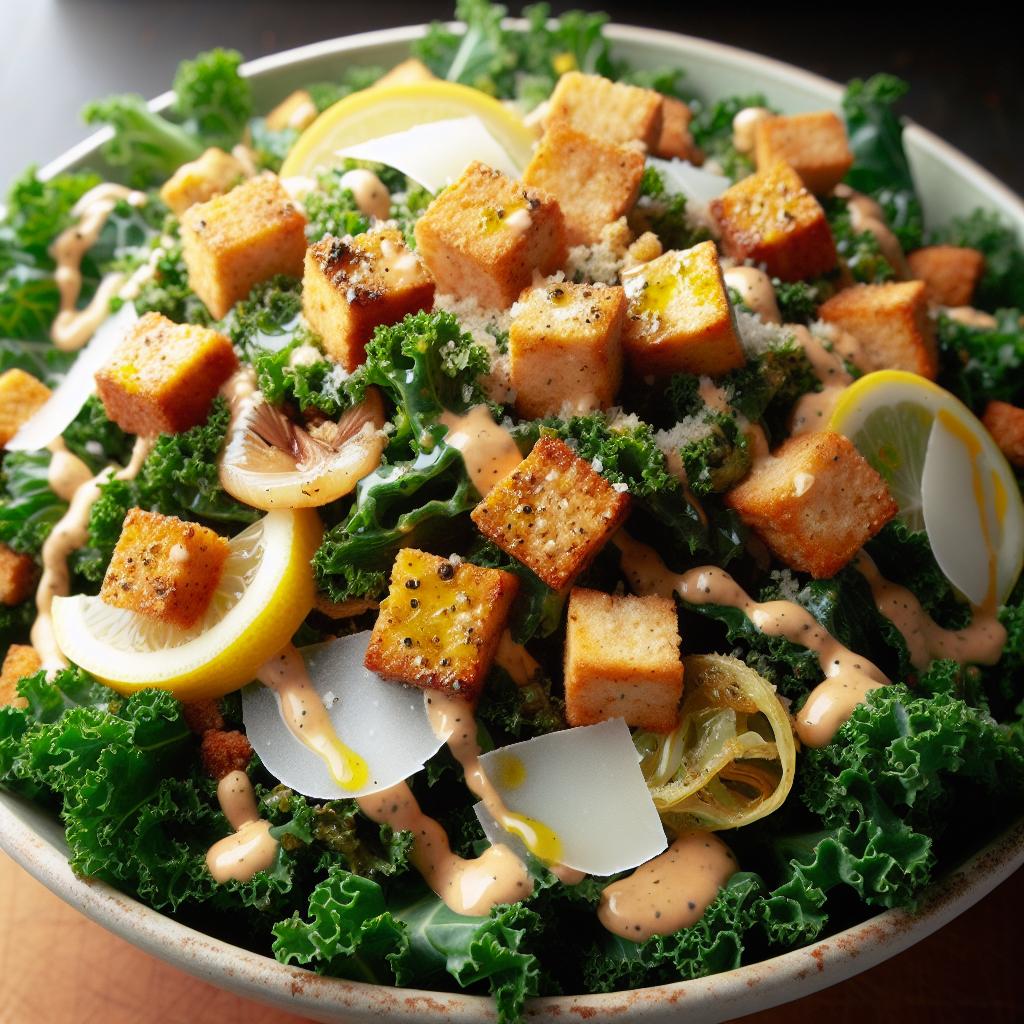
[439,406,522,495]
[338,169,391,221]
[944,306,998,330]
[723,266,781,324]
[787,325,853,437]
[45,438,93,501]
[834,184,909,278]
[206,770,279,883]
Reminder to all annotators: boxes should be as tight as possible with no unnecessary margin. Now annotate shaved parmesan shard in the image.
[475,718,667,876]
[242,631,449,799]
[337,117,521,193]
[647,157,731,206]
[6,303,138,451]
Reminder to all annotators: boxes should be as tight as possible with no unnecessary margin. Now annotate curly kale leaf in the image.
[132,232,214,326]
[476,665,566,742]
[222,275,303,358]
[0,451,67,556]
[680,413,750,496]
[0,601,34,658]
[304,169,372,243]
[61,395,135,472]
[172,48,252,151]
[690,93,771,181]
[256,339,354,418]
[773,279,823,324]
[935,307,1024,411]
[632,166,708,251]
[3,167,103,253]
[823,196,896,283]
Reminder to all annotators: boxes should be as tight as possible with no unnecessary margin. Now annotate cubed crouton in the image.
[523,122,645,246]
[182,698,225,735]
[564,587,683,732]
[621,240,746,377]
[725,431,897,578]
[264,89,318,132]
[0,644,41,709]
[907,246,985,307]
[0,544,37,606]
[374,58,436,88]
[711,161,837,281]
[95,312,239,435]
[201,729,253,779]
[753,111,853,194]
[413,162,566,308]
[547,71,663,149]
[302,229,435,370]
[181,173,308,319]
[99,508,231,628]
[653,97,701,162]
[818,280,937,379]
[159,148,247,216]
[982,400,1024,468]
[509,282,626,418]
[364,548,519,700]
[0,368,51,447]
[471,436,631,590]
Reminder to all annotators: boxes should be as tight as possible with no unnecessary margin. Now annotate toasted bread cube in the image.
[564,588,683,732]
[547,72,663,149]
[818,280,937,379]
[302,229,435,370]
[471,436,631,590]
[181,174,308,319]
[201,729,254,780]
[95,312,238,435]
[0,368,51,447]
[364,548,519,700]
[414,162,566,308]
[99,508,230,628]
[523,122,645,246]
[264,89,318,133]
[725,431,897,578]
[907,246,985,308]
[753,112,853,194]
[982,400,1024,468]
[374,58,436,88]
[510,282,626,418]
[711,161,836,281]
[654,97,700,162]
[159,147,246,216]
[621,240,745,377]
[0,644,41,709]
[0,544,36,606]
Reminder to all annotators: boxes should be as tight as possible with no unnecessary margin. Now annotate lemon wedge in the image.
[280,81,536,178]
[830,370,1024,606]
[51,508,322,699]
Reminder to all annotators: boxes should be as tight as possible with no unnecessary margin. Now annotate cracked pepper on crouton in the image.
[753,111,853,194]
[983,401,1024,469]
[907,245,985,308]
[0,644,41,709]
[0,368,51,447]
[546,71,663,149]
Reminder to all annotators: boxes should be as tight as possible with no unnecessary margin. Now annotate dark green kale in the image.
[131,229,214,326]
[222,275,303,358]
[390,184,435,249]
[304,170,372,243]
[0,600,33,657]
[0,451,67,556]
[632,166,708,251]
[307,69,386,112]
[823,196,895,283]
[772,279,823,323]
[172,48,252,152]
[476,664,566,742]
[61,395,135,472]
[689,93,771,181]
[255,339,354,418]
[680,413,750,496]
[934,308,1024,411]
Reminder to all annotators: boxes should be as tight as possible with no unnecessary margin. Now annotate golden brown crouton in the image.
[547,71,663,149]
[364,548,519,700]
[374,58,436,88]
[413,162,566,308]
[982,400,1024,468]
[564,587,683,732]
[471,436,631,590]
[0,644,41,709]
[0,368,51,447]
[201,729,253,780]
[95,311,239,435]
[99,508,231,628]
[159,147,247,216]
[907,246,985,307]
[509,282,626,418]
[725,431,897,578]
[182,698,225,735]
[818,280,937,379]
[753,111,853,194]
[264,89,318,132]
[0,543,37,606]
[181,173,308,319]
[621,240,745,378]
[653,97,701,162]
[711,161,836,281]
[523,122,645,246]
[302,229,436,370]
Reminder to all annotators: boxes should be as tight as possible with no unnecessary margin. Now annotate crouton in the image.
[99,508,231,628]
[0,368,51,447]
[982,400,1024,468]
[654,97,701,162]
[621,240,746,377]
[547,71,663,149]
[523,122,645,246]
[182,698,225,735]
[264,89,318,133]
[374,58,436,88]
[95,311,239,435]
[201,729,254,779]
[364,548,519,700]
[907,246,985,308]
[725,431,897,578]
[181,173,308,319]
[413,162,566,308]
[817,280,937,379]
[564,587,683,732]
[0,544,37,606]
[753,111,853,194]
[711,161,836,281]
[159,147,247,216]
[471,436,631,590]
[302,229,435,370]
[0,644,41,709]
[509,282,626,418]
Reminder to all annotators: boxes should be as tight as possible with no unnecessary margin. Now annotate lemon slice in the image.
[830,370,1024,605]
[51,508,322,699]
[280,81,536,178]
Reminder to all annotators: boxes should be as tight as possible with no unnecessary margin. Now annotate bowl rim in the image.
[4,18,1023,1023]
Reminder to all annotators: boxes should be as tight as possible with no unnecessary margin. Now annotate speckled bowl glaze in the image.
[2,21,1022,1023]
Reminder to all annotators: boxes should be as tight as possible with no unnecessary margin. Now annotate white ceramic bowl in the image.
[2,21,1022,1023]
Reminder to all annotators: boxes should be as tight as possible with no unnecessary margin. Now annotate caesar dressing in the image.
[439,405,522,495]
[45,439,93,502]
[731,107,773,154]
[338,168,391,221]
[723,266,782,324]
[206,770,279,883]
[834,184,909,278]
[787,325,854,436]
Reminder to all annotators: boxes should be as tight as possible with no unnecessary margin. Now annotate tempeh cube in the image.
[0,368,50,447]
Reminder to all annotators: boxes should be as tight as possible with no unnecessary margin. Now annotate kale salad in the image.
[2,3,1024,1021]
